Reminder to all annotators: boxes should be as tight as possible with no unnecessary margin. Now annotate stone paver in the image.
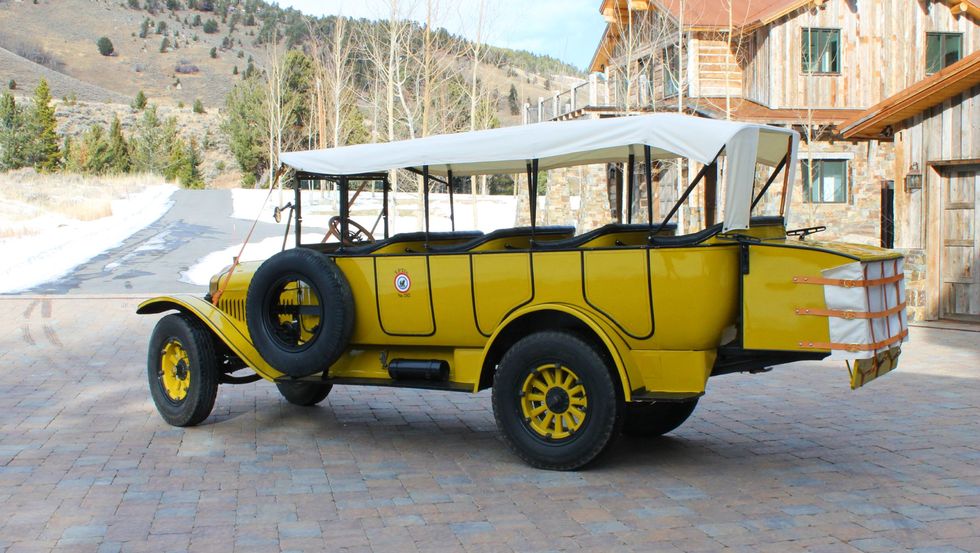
[0,296,978,552]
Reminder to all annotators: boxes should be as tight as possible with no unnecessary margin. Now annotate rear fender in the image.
[137,294,279,380]
[479,303,639,401]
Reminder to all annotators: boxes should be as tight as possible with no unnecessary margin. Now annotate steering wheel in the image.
[322,216,375,245]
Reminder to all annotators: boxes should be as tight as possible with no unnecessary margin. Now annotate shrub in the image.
[192,99,205,114]
[97,37,115,56]
[156,21,167,34]
[159,37,170,53]
[209,47,217,59]
[203,19,218,34]
[174,63,199,74]
[7,79,15,90]
[132,90,147,110]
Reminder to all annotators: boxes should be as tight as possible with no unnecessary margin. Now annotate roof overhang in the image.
[841,50,980,140]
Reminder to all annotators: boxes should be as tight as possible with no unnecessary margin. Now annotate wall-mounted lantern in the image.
[904,162,922,192]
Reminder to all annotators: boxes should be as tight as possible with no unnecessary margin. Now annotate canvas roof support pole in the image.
[645,145,653,227]
[294,173,302,247]
[659,151,721,231]
[750,154,788,210]
[423,165,431,245]
[526,159,539,239]
[626,152,636,224]
[339,176,350,247]
[382,176,390,239]
[615,162,624,224]
[447,169,456,232]
[778,139,793,216]
[704,161,717,227]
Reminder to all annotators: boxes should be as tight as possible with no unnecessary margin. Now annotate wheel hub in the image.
[545,387,570,413]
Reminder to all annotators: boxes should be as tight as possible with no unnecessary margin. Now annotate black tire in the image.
[492,331,622,471]
[147,313,219,427]
[276,381,333,406]
[246,248,353,378]
[622,399,699,438]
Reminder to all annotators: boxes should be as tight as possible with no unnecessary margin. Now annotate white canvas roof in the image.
[279,113,800,231]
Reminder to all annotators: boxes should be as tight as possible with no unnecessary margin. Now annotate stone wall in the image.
[900,248,928,322]
[784,139,895,246]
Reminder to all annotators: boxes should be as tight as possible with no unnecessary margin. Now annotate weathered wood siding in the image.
[743,0,980,109]
[690,32,743,98]
[895,84,980,320]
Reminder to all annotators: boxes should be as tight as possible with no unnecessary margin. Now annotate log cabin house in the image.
[525,0,979,321]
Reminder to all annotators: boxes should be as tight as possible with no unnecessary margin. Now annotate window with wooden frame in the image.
[801,159,848,203]
[926,32,962,74]
[663,45,679,97]
[801,28,840,74]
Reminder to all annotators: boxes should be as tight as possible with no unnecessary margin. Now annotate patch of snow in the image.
[0,185,177,293]
[179,233,325,286]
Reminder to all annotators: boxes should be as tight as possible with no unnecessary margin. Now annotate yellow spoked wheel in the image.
[493,331,621,470]
[148,314,219,427]
[160,338,191,402]
[520,364,588,440]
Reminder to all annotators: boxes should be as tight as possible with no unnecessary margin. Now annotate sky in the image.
[277,0,608,71]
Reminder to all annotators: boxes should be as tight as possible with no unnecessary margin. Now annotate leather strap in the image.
[792,273,903,288]
[797,329,909,352]
[795,302,907,320]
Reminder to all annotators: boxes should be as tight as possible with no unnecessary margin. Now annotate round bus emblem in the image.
[394,272,411,293]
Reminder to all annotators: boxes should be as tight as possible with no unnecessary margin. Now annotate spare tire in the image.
[245,248,353,377]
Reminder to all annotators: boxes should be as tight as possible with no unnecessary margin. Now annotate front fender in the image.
[480,303,639,401]
[137,295,279,380]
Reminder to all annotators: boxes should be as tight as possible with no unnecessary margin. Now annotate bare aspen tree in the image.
[263,41,295,204]
[468,0,487,224]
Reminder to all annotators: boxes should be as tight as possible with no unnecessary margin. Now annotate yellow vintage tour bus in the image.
[139,114,907,470]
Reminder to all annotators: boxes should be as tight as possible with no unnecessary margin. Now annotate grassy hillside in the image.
[0,0,586,186]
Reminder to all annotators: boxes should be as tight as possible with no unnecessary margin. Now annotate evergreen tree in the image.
[0,92,27,170]
[508,84,519,116]
[107,114,130,173]
[209,47,217,59]
[131,106,178,174]
[178,138,204,188]
[160,37,170,53]
[203,19,219,34]
[25,79,60,172]
[222,76,263,185]
[164,136,186,182]
[71,124,113,174]
[133,90,148,110]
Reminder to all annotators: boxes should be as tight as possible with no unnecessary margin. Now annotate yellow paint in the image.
[374,256,434,335]
[472,253,532,335]
[742,245,848,351]
[631,350,715,395]
[583,249,653,338]
[648,246,740,350]
[159,338,190,401]
[143,225,906,397]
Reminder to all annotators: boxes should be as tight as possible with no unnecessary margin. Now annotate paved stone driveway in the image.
[1,296,978,552]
